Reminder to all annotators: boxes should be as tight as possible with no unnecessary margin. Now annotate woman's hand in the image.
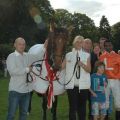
[89,89,97,97]
[92,92,97,97]
[78,61,85,67]
[78,58,91,73]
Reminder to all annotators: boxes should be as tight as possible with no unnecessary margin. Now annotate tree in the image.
[54,9,73,27]
[54,11,99,44]
[111,22,120,51]
[0,44,14,58]
[29,0,54,22]
[99,15,111,40]
[0,0,54,45]
[71,13,98,42]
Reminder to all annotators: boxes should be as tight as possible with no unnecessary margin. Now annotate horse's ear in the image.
[49,18,56,32]
[50,23,54,32]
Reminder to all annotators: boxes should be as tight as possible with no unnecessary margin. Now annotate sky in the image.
[49,0,120,26]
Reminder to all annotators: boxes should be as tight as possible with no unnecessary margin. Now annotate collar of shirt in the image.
[72,48,83,53]
[103,50,115,55]
[15,50,27,56]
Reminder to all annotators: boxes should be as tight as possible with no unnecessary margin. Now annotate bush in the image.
[0,70,3,77]
[0,44,14,58]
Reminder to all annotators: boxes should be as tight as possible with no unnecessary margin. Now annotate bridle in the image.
[26,57,47,82]
[27,50,81,87]
[26,53,63,83]
[27,28,71,85]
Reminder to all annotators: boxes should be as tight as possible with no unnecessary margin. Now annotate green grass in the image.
[0,77,69,120]
[0,77,115,120]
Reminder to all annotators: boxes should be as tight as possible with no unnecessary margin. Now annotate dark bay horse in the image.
[42,27,68,120]
[28,27,69,120]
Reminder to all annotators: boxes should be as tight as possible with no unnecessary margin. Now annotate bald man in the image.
[6,37,47,120]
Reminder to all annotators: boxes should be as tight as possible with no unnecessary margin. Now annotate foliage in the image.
[0,44,14,58]
[71,13,99,43]
[0,70,3,77]
[0,1,120,51]
[54,10,99,44]
[30,0,54,22]
[111,22,120,51]
[54,9,73,27]
[0,0,54,45]
[99,15,111,40]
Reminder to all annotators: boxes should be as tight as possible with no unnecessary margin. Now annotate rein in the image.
[57,54,81,86]
[26,54,62,83]
[26,58,46,83]
[27,56,80,86]
[56,60,79,86]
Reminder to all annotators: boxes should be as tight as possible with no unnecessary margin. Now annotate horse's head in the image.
[47,28,68,71]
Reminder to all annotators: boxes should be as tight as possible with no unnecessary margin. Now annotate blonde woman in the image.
[63,35,91,120]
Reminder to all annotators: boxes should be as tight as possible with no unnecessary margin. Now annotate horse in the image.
[28,27,69,120]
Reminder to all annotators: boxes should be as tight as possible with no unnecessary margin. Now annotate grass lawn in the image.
[0,77,115,120]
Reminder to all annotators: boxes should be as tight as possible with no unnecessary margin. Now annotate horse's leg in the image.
[42,95,47,120]
[51,96,58,120]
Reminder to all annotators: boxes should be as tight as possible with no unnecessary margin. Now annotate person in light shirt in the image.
[63,35,91,120]
[6,37,47,120]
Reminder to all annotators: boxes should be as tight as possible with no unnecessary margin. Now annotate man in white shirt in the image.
[6,37,47,120]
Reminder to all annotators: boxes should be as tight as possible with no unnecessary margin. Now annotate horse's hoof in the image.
[42,114,47,120]
[52,116,57,120]
[53,118,57,120]
[43,116,46,120]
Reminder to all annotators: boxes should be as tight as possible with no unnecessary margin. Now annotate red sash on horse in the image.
[100,51,120,79]
[45,53,57,108]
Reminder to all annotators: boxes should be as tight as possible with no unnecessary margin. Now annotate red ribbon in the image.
[45,54,57,109]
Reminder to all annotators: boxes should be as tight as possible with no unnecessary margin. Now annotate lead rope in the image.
[76,51,81,79]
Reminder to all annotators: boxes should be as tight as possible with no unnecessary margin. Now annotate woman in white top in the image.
[63,35,91,120]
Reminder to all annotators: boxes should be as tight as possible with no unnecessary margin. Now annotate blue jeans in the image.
[7,91,30,120]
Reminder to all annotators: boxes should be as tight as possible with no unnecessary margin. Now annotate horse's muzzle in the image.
[52,65,61,71]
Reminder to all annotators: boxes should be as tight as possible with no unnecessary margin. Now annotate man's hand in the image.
[29,65,32,72]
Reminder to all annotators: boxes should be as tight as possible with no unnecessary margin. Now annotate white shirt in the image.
[65,49,91,90]
[7,45,45,93]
